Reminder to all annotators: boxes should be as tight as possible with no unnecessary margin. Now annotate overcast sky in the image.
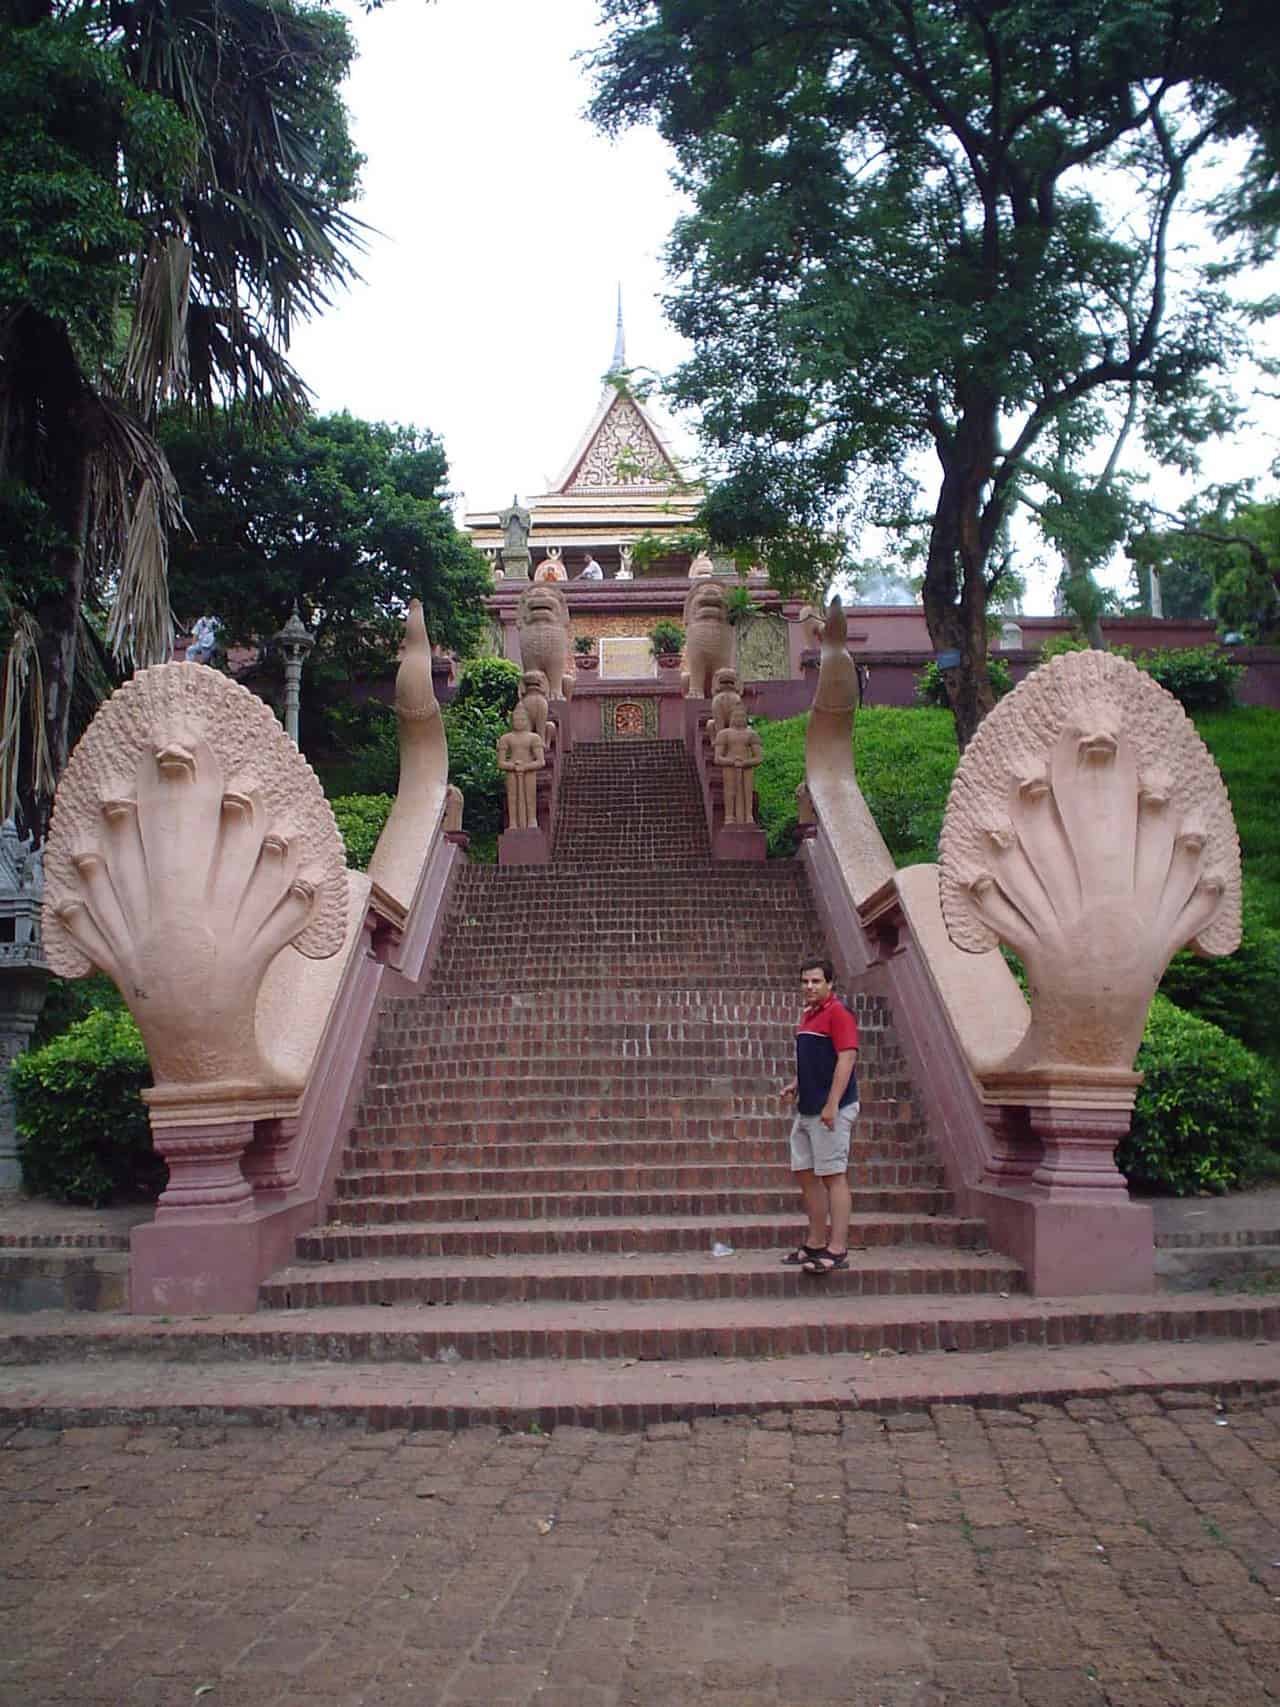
[288,0,695,517]
[288,2,1280,616]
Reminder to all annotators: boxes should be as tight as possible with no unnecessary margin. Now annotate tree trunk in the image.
[922,456,997,752]
[8,313,96,839]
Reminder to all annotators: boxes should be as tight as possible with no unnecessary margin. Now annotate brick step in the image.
[4,1293,1275,1370]
[4,1338,1274,1433]
[332,1157,946,1199]
[320,1185,954,1225]
[296,1211,982,1261]
[259,1248,1020,1310]
[340,1137,937,1172]
[425,975,819,995]
[382,991,854,1019]
[351,1111,922,1143]
[353,1093,888,1122]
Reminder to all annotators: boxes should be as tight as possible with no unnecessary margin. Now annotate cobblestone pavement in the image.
[3,1395,1279,1707]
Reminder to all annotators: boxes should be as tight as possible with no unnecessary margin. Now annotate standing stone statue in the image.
[497,495,533,581]
[706,668,745,738]
[496,704,546,831]
[519,669,556,747]
[714,707,763,826]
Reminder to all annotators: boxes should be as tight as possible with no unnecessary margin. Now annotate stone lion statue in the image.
[516,584,574,700]
[681,580,736,699]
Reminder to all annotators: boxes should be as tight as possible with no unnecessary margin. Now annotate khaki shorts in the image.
[789,1104,859,1177]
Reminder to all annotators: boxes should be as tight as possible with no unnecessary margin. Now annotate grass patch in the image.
[1194,708,1280,933]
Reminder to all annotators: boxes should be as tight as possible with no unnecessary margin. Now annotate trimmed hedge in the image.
[12,1008,163,1206]
[1134,645,1243,713]
[1160,903,1280,1063]
[1120,996,1274,1195]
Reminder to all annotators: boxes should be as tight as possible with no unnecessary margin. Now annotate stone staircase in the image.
[1,738,1276,1428]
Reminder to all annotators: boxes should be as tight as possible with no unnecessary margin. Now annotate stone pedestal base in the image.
[713,823,766,861]
[499,546,531,582]
[976,1068,1154,1294]
[499,825,550,866]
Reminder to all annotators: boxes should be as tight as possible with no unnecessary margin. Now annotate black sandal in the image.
[782,1243,828,1266]
[801,1249,849,1276]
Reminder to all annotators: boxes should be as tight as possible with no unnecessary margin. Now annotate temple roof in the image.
[544,383,685,498]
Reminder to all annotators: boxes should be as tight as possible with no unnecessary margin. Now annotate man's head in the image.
[800,957,834,1006]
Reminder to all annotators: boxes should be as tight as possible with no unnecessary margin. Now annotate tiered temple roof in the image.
[465,304,702,579]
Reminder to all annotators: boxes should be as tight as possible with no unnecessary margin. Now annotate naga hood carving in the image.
[938,649,1241,1075]
[42,663,347,1092]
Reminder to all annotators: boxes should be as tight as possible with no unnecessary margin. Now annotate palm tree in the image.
[0,0,364,834]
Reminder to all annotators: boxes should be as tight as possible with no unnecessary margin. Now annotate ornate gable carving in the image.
[564,394,676,491]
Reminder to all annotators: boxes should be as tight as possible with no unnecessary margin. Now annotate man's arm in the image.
[820,1049,857,1127]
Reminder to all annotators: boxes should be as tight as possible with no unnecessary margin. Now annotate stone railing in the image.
[796,601,1242,1295]
[42,601,465,1313]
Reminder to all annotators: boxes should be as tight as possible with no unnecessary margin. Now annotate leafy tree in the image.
[160,411,491,676]
[590,1,1270,746]
[1131,495,1280,639]
[0,0,363,833]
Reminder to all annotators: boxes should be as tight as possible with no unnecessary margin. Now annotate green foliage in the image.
[1160,904,1280,1065]
[723,584,754,623]
[916,657,1013,710]
[755,708,959,863]
[451,657,521,721]
[1119,997,1274,1196]
[12,1008,162,1207]
[649,619,685,655]
[573,634,596,656]
[1,0,368,829]
[589,0,1261,743]
[32,972,124,1052]
[1131,498,1280,640]
[1133,646,1243,712]
[441,706,507,837]
[161,411,491,677]
[330,793,393,872]
[1038,633,1091,663]
[1195,708,1280,933]
[1034,635,1242,712]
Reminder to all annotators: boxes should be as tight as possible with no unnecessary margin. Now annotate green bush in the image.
[649,619,685,655]
[915,655,1013,708]
[32,971,124,1050]
[1133,645,1244,713]
[1119,995,1273,1195]
[442,704,507,836]
[331,793,394,871]
[12,1008,163,1207]
[451,656,521,720]
[1159,903,1280,1063]
[1037,632,1091,663]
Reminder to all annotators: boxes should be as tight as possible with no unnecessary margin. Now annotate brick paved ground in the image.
[4,1394,1279,1707]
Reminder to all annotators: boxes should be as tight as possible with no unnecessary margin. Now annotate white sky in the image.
[288,0,695,515]
[288,2,1280,616]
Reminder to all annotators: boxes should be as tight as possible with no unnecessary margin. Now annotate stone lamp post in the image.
[0,819,49,1189]
[275,602,315,747]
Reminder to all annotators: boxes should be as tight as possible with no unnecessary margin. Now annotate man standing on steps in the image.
[779,957,860,1276]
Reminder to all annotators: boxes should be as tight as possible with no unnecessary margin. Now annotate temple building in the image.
[465,303,703,582]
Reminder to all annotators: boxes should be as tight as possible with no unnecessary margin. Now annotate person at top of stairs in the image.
[779,956,860,1277]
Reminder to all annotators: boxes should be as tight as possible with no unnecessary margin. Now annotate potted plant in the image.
[573,632,598,672]
[650,619,685,669]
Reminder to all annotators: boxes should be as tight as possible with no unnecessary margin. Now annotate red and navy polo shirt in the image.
[795,994,859,1116]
